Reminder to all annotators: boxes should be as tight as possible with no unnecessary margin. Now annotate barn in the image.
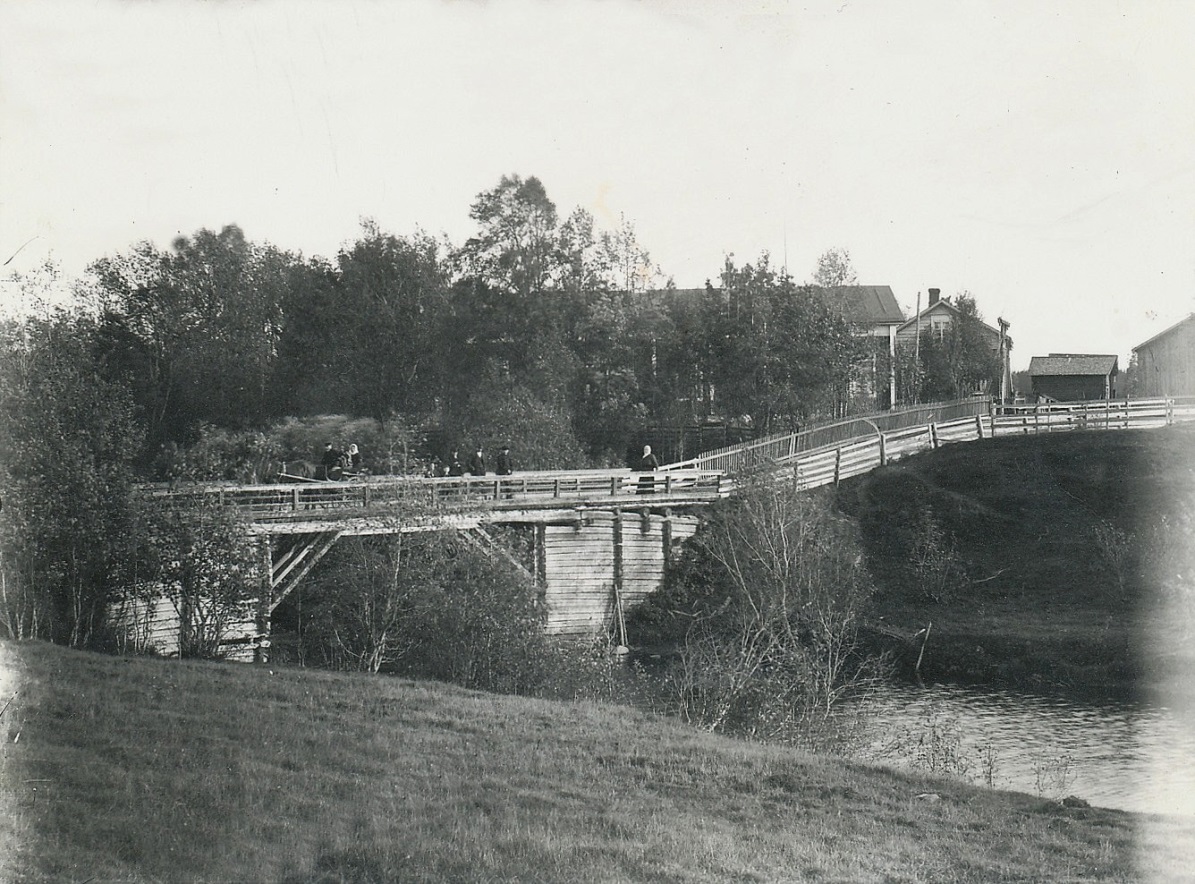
[1132,314,1195,398]
[1028,354,1119,402]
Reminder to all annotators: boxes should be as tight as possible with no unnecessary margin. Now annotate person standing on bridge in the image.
[468,446,486,476]
[635,444,659,494]
[494,445,513,476]
[447,450,464,477]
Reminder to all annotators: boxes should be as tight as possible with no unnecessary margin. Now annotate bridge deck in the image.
[146,469,728,530]
[145,397,1193,528]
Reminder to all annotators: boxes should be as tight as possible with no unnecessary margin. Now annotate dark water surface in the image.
[857,682,1195,815]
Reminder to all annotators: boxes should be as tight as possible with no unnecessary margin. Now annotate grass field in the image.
[841,423,1195,704]
[4,639,1193,883]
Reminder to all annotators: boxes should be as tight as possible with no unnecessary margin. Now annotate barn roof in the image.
[811,285,905,325]
[1133,313,1195,352]
[1028,354,1119,377]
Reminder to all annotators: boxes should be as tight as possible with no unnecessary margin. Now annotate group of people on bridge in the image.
[432,445,514,479]
[310,440,661,488]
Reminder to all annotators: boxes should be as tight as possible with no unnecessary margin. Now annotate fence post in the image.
[363,485,371,508]
[974,414,984,440]
[930,423,940,449]
[833,448,842,486]
[292,487,300,511]
[878,434,888,466]
[254,537,273,664]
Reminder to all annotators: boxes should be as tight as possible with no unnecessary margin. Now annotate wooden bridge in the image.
[126,396,1194,660]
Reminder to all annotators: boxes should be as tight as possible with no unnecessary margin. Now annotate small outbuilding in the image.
[1028,354,1119,401]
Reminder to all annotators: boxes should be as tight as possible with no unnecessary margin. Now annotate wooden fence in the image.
[757,397,1190,493]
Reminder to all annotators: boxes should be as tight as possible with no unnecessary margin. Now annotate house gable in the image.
[895,299,1002,351]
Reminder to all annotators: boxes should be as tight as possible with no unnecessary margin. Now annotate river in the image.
[855,681,1195,816]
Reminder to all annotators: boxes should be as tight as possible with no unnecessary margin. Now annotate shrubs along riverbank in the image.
[6,639,1192,883]
[840,423,1195,704]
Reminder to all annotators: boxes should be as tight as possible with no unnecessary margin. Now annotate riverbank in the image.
[840,423,1195,704]
[7,639,1188,882]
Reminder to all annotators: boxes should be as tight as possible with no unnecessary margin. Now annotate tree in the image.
[707,255,862,434]
[297,534,429,673]
[905,294,1001,402]
[136,496,259,659]
[330,223,449,420]
[558,210,668,459]
[813,247,858,287]
[0,308,142,646]
[446,176,584,434]
[457,174,561,300]
[88,225,294,451]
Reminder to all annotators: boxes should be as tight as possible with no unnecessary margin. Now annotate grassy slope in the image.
[5,640,1188,883]
[840,424,1195,702]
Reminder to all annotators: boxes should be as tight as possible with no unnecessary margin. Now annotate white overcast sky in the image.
[2,0,1194,369]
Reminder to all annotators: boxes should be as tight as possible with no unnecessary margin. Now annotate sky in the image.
[2,0,1194,370]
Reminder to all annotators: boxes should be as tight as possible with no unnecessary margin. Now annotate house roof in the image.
[895,298,1005,344]
[811,285,905,325]
[896,298,960,332]
[1028,354,1119,377]
[1132,313,1195,352]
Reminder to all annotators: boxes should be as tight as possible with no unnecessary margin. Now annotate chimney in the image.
[928,288,940,306]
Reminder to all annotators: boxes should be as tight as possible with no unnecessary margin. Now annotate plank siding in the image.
[110,588,261,662]
[542,512,698,636]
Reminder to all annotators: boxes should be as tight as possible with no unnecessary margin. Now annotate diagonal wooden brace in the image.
[270,530,343,613]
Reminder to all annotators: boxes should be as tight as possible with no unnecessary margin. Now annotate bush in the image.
[292,533,557,694]
[641,481,886,746]
[907,506,966,604]
[151,425,280,484]
[150,415,438,482]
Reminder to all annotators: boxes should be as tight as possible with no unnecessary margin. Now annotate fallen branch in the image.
[914,622,933,683]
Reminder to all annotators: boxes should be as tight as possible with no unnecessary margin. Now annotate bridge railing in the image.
[146,468,729,522]
[662,396,991,474]
[769,396,1186,492]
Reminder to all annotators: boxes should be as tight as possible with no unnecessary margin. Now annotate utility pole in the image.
[997,317,1011,404]
[913,291,922,404]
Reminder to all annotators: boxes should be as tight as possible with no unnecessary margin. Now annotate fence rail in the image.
[662,396,991,474]
[147,469,728,523]
[767,397,1189,493]
[150,397,1193,520]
